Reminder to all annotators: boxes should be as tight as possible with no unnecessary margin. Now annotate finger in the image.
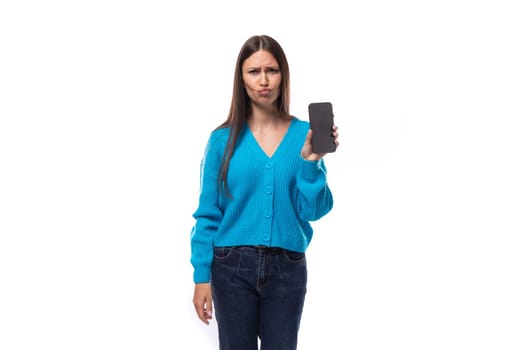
[200,308,211,325]
[194,303,206,323]
[194,300,210,324]
[203,298,213,323]
[306,129,313,143]
[207,299,213,318]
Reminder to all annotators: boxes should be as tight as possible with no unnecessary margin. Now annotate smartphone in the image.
[308,102,336,153]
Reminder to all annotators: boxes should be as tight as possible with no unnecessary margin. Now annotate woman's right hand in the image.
[193,283,213,325]
[301,125,339,161]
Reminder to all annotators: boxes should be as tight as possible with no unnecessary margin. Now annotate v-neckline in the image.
[245,117,295,160]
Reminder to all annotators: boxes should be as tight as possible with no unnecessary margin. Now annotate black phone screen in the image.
[308,102,336,153]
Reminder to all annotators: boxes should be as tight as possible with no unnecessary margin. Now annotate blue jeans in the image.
[211,246,307,350]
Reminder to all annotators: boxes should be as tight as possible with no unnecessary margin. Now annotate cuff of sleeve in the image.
[299,158,323,182]
[193,268,211,284]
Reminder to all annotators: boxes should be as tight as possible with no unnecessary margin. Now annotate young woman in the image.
[190,34,339,350]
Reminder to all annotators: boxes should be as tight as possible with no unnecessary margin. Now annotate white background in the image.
[1,0,524,349]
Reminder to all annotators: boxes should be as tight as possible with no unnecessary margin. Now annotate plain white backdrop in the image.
[1,0,524,349]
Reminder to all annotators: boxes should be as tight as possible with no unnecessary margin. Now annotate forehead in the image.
[243,50,279,68]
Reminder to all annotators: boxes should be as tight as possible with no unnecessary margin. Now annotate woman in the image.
[190,34,339,349]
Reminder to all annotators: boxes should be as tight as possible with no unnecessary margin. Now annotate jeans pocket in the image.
[213,247,232,259]
[284,250,305,263]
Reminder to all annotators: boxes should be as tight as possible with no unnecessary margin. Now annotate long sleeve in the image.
[295,158,333,221]
[190,132,225,283]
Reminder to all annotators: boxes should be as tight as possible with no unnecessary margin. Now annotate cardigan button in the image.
[265,162,273,169]
[265,186,273,194]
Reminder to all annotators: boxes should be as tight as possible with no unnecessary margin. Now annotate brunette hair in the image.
[216,35,291,196]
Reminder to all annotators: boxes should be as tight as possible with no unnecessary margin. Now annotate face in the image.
[242,50,282,108]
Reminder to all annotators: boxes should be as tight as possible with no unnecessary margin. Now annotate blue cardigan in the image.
[190,117,333,283]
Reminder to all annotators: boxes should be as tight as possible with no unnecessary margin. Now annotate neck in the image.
[249,103,283,124]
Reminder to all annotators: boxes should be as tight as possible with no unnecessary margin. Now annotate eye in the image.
[268,68,280,74]
[247,69,260,75]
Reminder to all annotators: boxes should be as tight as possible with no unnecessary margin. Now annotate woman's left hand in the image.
[301,125,339,161]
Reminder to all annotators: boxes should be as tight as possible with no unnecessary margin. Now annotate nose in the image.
[259,72,269,86]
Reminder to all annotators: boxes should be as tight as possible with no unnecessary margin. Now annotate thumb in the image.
[305,129,313,144]
[301,129,313,159]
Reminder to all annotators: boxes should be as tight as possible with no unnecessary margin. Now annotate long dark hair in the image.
[216,35,291,196]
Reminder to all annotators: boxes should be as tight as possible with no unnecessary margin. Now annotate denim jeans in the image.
[211,246,307,350]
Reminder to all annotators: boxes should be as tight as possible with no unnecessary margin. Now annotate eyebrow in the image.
[246,65,280,70]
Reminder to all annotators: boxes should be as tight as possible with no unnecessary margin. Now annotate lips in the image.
[258,89,271,95]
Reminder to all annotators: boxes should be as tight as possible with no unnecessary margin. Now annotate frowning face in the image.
[242,50,282,108]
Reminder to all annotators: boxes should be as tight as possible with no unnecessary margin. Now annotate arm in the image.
[295,126,339,221]
[190,134,223,325]
[190,133,223,283]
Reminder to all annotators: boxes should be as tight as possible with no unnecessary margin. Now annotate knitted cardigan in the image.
[190,117,333,283]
